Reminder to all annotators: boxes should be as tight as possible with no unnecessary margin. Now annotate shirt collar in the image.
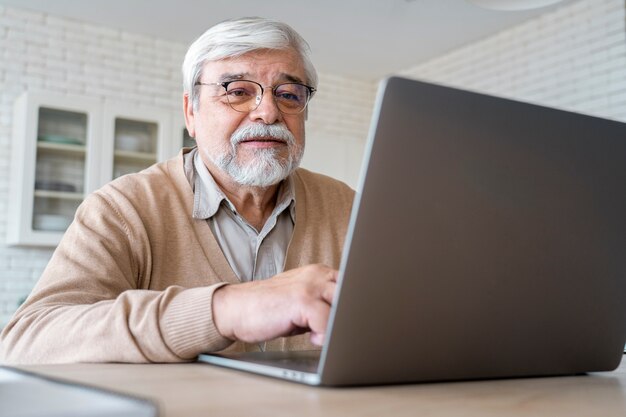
[185,148,296,222]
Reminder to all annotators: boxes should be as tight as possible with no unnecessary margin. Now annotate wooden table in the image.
[20,356,626,417]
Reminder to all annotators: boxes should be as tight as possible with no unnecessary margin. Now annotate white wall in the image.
[0,5,374,327]
[304,73,376,186]
[400,0,626,123]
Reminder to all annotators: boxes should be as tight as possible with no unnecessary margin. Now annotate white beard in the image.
[207,123,304,187]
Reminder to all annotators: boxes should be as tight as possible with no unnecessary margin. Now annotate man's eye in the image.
[227,89,253,97]
[277,92,301,102]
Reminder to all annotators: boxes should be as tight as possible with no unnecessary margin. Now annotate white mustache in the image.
[230,123,296,146]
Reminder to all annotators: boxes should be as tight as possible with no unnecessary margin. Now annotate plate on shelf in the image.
[32,214,73,232]
[38,135,84,145]
[34,180,77,193]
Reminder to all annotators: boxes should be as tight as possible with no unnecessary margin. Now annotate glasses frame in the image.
[195,79,316,115]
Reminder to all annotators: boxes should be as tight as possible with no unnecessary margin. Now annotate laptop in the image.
[198,76,626,386]
[0,366,157,417]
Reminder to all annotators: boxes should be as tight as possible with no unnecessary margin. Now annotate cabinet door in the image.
[7,92,102,246]
[100,102,173,186]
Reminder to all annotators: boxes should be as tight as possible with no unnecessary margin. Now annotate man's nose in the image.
[248,89,282,124]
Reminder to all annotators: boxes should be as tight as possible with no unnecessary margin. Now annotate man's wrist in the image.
[212,284,236,341]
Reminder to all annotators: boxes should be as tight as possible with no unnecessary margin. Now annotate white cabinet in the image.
[8,92,102,247]
[7,92,179,247]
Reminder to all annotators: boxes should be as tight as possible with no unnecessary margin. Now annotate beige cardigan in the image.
[0,150,354,364]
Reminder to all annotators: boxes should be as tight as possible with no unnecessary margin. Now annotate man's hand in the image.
[212,264,338,346]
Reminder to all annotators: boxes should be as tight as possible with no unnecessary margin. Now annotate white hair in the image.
[182,17,318,111]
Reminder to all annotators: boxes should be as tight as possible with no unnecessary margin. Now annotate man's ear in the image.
[183,93,196,138]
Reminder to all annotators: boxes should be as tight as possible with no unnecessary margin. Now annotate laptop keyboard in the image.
[227,350,321,373]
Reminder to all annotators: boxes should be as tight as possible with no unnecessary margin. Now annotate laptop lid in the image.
[316,76,626,385]
[201,77,626,386]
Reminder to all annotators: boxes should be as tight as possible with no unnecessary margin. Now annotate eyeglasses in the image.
[195,80,316,115]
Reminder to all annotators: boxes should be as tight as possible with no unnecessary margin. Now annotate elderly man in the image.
[0,17,354,363]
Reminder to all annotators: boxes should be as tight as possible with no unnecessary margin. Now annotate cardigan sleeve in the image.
[0,190,233,364]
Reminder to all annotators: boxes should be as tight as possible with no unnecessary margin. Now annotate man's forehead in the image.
[202,49,307,83]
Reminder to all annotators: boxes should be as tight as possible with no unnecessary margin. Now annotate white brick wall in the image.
[0,5,374,327]
[304,74,377,186]
[400,0,626,123]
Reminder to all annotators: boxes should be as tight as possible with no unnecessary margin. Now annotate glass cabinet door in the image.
[7,92,102,246]
[33,107,87,232]
[112,118,158,179]
[100,103,173,186]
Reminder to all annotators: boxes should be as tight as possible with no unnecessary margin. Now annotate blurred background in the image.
[0,0,624,327]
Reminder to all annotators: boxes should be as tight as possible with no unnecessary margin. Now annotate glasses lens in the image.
[274,83,310,114]
[225,81,261,112]
[223,81,312,114]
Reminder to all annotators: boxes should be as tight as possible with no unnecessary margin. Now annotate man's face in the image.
[184,48,308,187]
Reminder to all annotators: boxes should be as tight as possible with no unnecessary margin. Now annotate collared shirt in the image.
[183,148,295,282]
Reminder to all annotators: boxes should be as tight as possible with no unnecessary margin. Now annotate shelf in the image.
[34,190,84,201]
[37,141,87,155]
[114,150,157,163]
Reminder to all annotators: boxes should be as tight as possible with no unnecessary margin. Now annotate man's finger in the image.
[310,332,325,346]
[303,299,332,338]
[320,280,337,305]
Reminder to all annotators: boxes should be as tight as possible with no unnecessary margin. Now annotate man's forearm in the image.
[0,284,232,364]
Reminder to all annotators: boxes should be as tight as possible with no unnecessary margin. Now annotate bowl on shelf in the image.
[37,135,84,145]
[32,214,73,232]
[115,133,152,153]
